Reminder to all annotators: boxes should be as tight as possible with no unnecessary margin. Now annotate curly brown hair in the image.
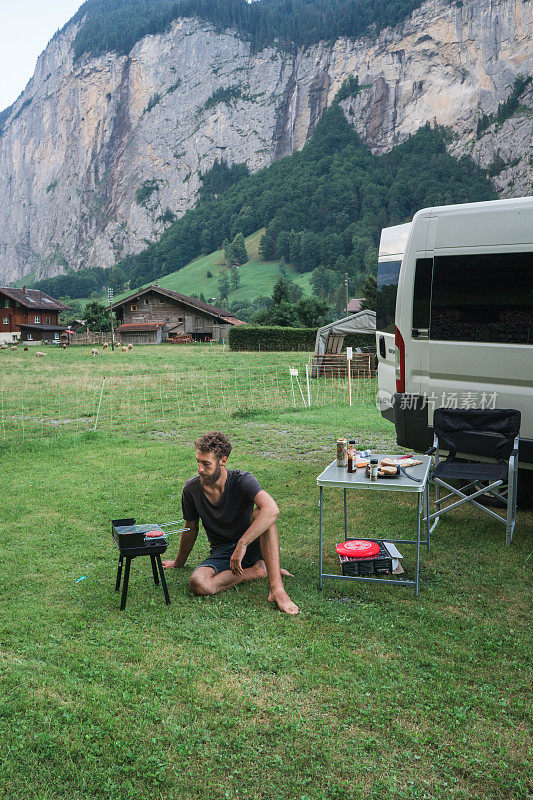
[194,431,232,461]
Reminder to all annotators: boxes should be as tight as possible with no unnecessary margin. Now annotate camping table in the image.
[317,455,432,596]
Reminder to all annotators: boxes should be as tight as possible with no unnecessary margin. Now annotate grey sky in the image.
[0,1,83,111]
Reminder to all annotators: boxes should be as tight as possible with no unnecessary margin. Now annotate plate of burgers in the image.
[365,463,400,478]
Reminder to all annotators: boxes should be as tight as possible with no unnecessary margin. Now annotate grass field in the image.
[0,344,376,440]
[0,346,531,800]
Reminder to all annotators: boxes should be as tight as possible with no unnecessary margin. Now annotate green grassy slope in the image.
[115,229,312,305]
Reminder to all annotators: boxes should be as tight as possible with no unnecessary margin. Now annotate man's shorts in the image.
[198,539,262,575]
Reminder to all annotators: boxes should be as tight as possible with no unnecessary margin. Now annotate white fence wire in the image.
[0,363,378,440]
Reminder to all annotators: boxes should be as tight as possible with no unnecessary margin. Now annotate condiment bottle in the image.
[347,439,356,472]
[337,438,348,468]
[370,458,379,481]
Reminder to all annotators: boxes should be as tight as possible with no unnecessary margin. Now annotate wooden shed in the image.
[112,286,244,345]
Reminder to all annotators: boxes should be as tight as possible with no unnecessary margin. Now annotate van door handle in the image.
[379,335,386,358]
[412,328,429,339]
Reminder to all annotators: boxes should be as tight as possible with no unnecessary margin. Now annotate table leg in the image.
[425,481,430,552]
[120,557,131,611]
[415,494,421,597]
[319,487,323,590]
[344,489,348,541]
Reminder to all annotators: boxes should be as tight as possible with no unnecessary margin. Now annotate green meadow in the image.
[113,229,313,306]
[0,345,531,800]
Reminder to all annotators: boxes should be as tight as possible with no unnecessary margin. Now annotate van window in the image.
[412,258,433,331]
[430,252,533,344]
[376,260,401,333]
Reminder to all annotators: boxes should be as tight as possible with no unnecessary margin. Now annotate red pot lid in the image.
[336,539,380,558]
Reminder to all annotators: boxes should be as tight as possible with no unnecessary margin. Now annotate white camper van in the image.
[376,197,533,480]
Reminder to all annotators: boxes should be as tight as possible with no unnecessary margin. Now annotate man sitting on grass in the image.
[163,431,299,615]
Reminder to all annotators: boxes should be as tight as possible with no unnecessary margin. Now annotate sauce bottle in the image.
[347,439,356,472]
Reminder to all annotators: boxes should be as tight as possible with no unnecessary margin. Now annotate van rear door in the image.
[376,258,401,417]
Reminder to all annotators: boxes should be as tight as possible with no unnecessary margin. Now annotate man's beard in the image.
[200,462,222,486]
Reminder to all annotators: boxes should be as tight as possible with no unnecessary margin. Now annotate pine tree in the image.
[360,274,377,311]
[259,233,276,261]
[230,266,241,292]
[218,270,230,300]
[231,233,248,265]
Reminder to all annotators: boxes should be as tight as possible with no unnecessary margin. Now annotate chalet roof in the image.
[112,285,244,324]
[0,287,70,311]
[347,298,363,313]
[116,322,166,332]
[219,315,246,326]
[18,323,67,331]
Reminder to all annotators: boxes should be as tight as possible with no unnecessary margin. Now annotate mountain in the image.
[32,110,495,308]
[105,109,496,293]
[0,0,531,285]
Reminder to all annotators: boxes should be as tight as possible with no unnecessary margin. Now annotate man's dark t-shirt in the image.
[181,470,262,551]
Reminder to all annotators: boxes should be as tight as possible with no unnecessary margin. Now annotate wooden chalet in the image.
[112,286,244,345]
[0,286,70,345]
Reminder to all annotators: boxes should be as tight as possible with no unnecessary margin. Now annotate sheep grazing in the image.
[24,347,29,351]
[0,344,8,350]
[121,345,128,352]
[35,351,47,358]
[91,348,99,356]
[127,343,133,350]
[62,344,67,350]
[102,342,108,349]
[10,345,18,351]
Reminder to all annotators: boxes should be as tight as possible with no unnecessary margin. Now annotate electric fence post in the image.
[108,286,115,351]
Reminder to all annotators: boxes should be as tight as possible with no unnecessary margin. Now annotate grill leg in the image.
[150,554,159,585]
[115,554,123,591]
[120,557,131,611]
[155,555,170,605]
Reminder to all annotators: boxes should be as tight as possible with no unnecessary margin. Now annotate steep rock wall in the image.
[0,0,531,283]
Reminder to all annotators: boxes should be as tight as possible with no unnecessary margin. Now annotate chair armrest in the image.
[510,448,519,458]
[425,446,437,456]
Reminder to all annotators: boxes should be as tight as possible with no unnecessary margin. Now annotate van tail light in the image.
[395,325,405,393]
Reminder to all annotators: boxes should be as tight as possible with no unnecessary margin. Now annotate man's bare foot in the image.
[268,589,299,614]
[280,568,294,577]
[243,560,268,580]
[244,562,293,581]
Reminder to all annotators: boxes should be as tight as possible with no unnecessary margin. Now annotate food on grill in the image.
[356,460,368,468]
[145,530,164,538]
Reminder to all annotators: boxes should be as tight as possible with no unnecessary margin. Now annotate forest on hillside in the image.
[68,0,426,60]
[110,109,495,285]
[35,105,495,315]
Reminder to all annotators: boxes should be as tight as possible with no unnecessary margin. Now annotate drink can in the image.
[337,438,348,468]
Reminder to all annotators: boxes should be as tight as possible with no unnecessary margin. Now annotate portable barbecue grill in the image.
[111,518,187,610]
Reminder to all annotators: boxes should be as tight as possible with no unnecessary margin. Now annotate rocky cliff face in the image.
[0,0,531,284]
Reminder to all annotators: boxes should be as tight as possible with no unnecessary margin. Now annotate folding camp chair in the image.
[426,408,520,545]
